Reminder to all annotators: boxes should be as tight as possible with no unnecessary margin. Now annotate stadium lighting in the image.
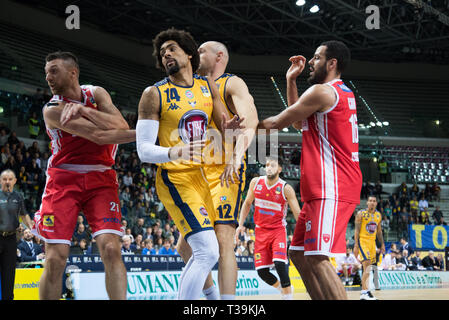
[376,121,382,127]
[310,5,319,13]
[369,122,375,127]
[435,120,440,125]
[295,0,306,6]
[282,127,289,132]
[382,121,389,126]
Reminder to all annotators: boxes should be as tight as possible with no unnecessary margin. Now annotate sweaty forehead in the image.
[314,45,327,57]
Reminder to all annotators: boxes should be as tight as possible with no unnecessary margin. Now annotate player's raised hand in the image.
[169,139,206,162]
[60,102,83,126]
[286,55,307,81]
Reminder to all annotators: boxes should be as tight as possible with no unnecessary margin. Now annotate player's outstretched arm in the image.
[235,177,258,242]
[257,84,335,132]
[286,55,307,130]
[60,86,129,130]
[44,102,135,145]
[284,184,301,221]
[136,86,204,164]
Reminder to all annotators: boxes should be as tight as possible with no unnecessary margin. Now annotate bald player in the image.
[177,41,258,300]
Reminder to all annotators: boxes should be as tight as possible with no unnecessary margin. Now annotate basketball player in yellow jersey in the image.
[353,195,385,300]
[177,41,258,300]
[135,28,242,300]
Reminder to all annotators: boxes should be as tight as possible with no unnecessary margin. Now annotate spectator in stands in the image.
[132,218,145,238]
[154,237,163,252]
[424,184,432,201]
[436,253,445,270]
[396,249,412,270]
[123,171,133,189]
[418,195,429,212]
[378,157,388,183]
[244,240,255,257]
[72,223,89,246]
[420,208,431,225]
[422,251,439,270]
[409,196,419,223]
[17,229,45,262]
[410,183,419,199]
[432,206,443,225]
[158,238,177,255]
[381,215,390,234]
[121,235,137,255]
[432,182,441,202]
[383,203,392,222]
[134,234,143,254]
[7,131,20,146]
[380,251,402,270]
[143,226,153,241]
[141,239,157,255]
[399,237,413,256]
[0,129,8,146]
[410,251,425,270]
[398,182,408,198]
[387,243,399,254]
[162,222,172,239]
[78,238,89,255]
[374,181,383,200]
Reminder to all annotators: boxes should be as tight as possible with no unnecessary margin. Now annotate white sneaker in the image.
[360,291,377,300]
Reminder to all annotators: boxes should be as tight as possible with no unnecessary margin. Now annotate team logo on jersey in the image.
[43,215,54,227]
[220,196,227,202]
[178,110,208,143]
[167,103,181,111]
[366,221,377,234]
[275,186,281,194]
[256,185,263,191]
[188,101,197,108]
[200,86,210,97]
[185,90,194,99]
[323,234,330,243]
[202,218,211,226]
[199,206,208,217]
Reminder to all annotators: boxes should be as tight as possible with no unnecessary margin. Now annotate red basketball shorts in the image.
[254,226,288,270]
[32,167,123,245]
[290,199,357,257]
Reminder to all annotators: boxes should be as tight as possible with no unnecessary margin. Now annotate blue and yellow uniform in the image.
[203,73,246,226]
[154,74,215,239]
[357,209,382,264]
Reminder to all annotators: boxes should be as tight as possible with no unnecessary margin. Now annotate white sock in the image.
[177,230,219,300]
[361,290,368,294]
[220,294,235,300]
[203,285,220,300]
[282,293,293,300]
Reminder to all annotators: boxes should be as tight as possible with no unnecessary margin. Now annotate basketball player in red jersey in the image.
[258,41,362,300]
[236,157,300,300]
[32,51,135,300]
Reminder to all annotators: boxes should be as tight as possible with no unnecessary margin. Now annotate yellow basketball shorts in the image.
[204,162,246,226]
[156,167,215,239]
[358,237,376,264]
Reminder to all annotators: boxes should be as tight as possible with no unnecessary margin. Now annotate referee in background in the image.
[0,169,32,300]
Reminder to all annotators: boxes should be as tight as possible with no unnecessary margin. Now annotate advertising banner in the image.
[409,224,449,250]
[13,268,44,300]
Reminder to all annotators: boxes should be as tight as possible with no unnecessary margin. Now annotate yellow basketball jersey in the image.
[359,209,382,240]
[154,74,213,171]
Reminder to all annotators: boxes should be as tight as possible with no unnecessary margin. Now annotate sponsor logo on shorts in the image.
[255,253,261,260]
[323,234,330,243]
[305,238,316,244]
[43,215,54,227]
[274,251,286,257]
[103,217,121,224]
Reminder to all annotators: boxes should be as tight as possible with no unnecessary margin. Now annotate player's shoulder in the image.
[153,77,169,88]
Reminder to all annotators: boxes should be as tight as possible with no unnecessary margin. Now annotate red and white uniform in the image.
[291,79,362,256]
[32,85,123,244]
[253,176,289,269]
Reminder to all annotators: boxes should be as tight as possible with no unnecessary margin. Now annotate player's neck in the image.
[367,208,376,214]
[323,73,341,84]
[169,66,193,87]
[60,84,83,102]
[265,176,279,187]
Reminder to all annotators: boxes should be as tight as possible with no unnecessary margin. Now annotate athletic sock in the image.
[282,293,293,300]
[220,294,235,300]
[203,285,220,300]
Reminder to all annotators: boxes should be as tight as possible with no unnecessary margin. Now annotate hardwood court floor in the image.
[238,288,449,300]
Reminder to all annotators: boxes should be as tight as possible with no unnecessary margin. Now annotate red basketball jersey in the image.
[253,176,288,229]
[300,79,362,204]
[45,85,118,169]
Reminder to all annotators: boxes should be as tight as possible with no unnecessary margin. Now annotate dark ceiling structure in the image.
[15,0,449,64]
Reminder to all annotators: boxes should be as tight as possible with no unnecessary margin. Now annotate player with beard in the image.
[136,28,242,300]
[176,41,258,300]
[258,41,362,300]
[236,157,300,300]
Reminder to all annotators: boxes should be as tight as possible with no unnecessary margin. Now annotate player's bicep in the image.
[285,184,301,212]
[244,178,258,204]
[138,86,160,121]
[227,77,258,125]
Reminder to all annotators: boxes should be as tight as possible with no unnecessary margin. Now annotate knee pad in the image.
[257,267,278,286]
[187,230,219,268]
[274,261,291,288]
